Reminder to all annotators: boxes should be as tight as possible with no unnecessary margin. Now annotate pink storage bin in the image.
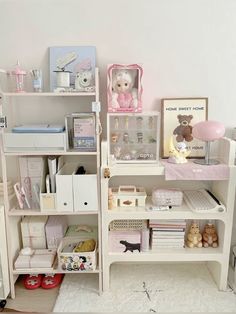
[152,188,183,206]
[109,230,141,253]
[45,216,68,249]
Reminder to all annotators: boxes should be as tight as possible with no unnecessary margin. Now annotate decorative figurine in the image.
[123,132,129,143]
[111,133,119,143]
[114,117,119,129]
[107,64,143,113]
[168,137,191,164]
[125,116,129,129]
[137,132,143,143]
[136,117,143,129]
[148,117,154,129]
[186,222,203,248]
[114,146,122,159]
[202,223,218,248]
[11,61,27,93]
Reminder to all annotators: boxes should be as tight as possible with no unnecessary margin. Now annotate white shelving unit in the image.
[0,68,102,297]
[0,205,10,302]
[101,138,236,291]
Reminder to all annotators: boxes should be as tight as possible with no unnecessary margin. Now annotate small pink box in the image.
[45,216,68,249]
[107,64,143,113]
[109,230,141,253]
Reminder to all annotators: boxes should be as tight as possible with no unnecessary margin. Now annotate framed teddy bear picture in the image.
[107,64,143,113]
[161,98,208,158]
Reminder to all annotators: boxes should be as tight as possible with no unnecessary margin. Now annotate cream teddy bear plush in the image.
[111,69,138,109]
[186,222,203,248]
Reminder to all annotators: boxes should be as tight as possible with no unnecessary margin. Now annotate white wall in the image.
[0,0,236,242]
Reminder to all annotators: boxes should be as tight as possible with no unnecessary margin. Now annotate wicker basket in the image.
[109,219,147,231]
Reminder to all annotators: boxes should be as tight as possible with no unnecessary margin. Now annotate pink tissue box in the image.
[109,230,141,253]
[14,249,56,269]
[45,216,68,249]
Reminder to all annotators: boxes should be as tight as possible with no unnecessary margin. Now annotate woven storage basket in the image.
[109,219,147,231]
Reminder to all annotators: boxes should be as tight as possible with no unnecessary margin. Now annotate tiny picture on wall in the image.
[49,46,96,92]
[161,98,208,158]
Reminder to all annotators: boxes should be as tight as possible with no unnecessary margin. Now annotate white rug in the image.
[53,263,236,312]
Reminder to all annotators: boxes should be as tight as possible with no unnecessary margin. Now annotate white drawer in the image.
[3,133,66,152]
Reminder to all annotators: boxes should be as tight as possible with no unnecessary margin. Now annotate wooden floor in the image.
[3,276,60,313]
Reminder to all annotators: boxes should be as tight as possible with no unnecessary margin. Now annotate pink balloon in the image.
[192,121,225,141]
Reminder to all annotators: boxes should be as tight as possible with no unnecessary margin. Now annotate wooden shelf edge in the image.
[8,209,99,216]
[13,268,100,275]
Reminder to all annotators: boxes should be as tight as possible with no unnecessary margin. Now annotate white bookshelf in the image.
[101,138,236,291]
[0,68,102,298]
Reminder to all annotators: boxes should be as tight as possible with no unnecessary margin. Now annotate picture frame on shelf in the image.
[161,98,208,158]
[107,64,143,113]
[65,113,97,152]
[49,46,96,92]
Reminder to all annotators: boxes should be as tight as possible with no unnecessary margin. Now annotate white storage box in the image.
[45,216,68,249]
[21,216,48,249]
[112,186,147,207]
[3,132,66,152]
[73,172,98,211]
[40,193,56,211]
[109,230,141,253]
[56,163,78,212]
[152,188,183,206]
[57,237,97,271]
[14,249,56,269]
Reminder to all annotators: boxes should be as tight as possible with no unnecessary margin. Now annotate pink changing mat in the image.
[161,160,230,181]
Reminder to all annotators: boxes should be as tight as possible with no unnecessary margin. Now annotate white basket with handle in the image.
[112,185,147,207]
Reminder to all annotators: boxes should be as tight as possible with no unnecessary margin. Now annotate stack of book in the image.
[150,219,186,249]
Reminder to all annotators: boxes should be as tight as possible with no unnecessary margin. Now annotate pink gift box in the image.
[109,230,141,253]
[45,216,68,249]
[14,249,56,269]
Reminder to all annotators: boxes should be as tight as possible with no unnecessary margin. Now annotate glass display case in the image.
[107,112,160,163]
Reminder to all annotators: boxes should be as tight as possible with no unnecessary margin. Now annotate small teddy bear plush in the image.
[111,69,138,109]
[202,223,218,248]
[186,222,203,248]
[173,114,193,142]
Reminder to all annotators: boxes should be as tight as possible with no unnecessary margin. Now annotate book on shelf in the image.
[149,219,186,224]
[151,231,186,236]
[151,234,185,239]
[151,244,185,249]
[151,228,186,232]
[151,238,185,243]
